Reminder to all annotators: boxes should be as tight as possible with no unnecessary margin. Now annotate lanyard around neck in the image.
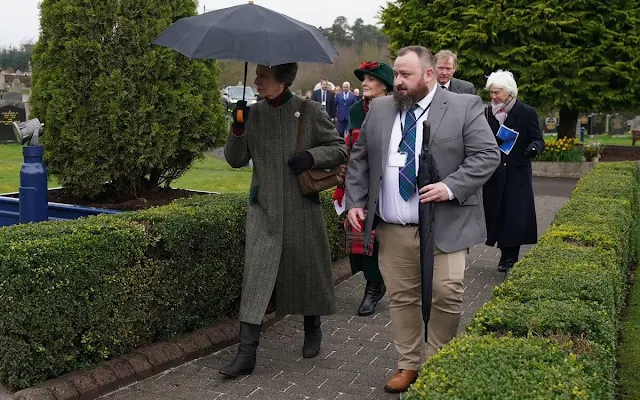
[400,102,431,136]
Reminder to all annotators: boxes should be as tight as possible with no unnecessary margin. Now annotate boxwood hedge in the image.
[406,162,640,399]
[0,191,345,390]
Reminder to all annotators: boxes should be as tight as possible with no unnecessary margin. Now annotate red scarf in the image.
[265,89,292,107]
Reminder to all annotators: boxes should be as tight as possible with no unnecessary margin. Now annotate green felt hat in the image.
[354,61,394,93]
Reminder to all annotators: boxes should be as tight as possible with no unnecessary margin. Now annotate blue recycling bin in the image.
[19,145,48,223]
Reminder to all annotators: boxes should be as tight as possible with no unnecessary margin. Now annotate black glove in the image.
[525,143,539,158]
[288,151,314,174]
[495,135,504,145]
[232,100,250,131]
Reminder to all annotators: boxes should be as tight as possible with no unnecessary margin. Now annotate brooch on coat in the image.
[294,111,300,118]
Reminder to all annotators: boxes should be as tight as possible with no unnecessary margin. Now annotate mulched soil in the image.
[600,145,640,162]
[16,187,206,211]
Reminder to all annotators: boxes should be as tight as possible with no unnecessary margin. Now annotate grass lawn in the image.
[618,270,640,400]
[0,143,252,194]
[173,155,251,193]
[544,133,637,147]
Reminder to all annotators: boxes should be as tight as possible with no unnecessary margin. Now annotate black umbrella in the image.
[418,121,440,342]
[153,2,338,103]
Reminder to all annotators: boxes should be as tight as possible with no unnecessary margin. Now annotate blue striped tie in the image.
[399,105,419,201]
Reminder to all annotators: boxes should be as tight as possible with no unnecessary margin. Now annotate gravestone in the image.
[2,91,22,101]
[542,117,558,135]
[611,115,627,135]
[590,114,606,135]
[0,104,25,142]
[579,114,590,135]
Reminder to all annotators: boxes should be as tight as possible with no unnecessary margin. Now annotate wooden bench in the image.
[633,130,640,146]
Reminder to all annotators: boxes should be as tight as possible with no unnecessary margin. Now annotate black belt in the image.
[381,221,418,227]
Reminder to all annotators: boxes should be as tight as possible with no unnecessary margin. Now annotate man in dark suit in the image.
[311,79,336,121]
[434,50,475,94]
[336,81,358,137]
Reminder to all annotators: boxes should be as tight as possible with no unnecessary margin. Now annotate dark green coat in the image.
[225,96,347,325]
[348,100,367,131]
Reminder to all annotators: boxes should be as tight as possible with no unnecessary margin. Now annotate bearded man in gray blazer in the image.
[345,45,500,393]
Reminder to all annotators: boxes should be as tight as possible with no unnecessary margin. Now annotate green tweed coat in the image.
[224,96,347,325]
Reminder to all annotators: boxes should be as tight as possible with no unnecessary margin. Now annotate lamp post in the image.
[12,119,48,224]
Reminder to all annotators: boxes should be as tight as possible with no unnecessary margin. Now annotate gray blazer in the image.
[345,88,500,253]
[450,77,475,94]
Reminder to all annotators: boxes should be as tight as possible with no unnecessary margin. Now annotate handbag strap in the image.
[296,99,309,153]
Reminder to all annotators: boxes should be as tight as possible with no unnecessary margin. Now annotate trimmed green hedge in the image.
[403,335,613,400]
[407,162,640,399]
[0,191,345,390]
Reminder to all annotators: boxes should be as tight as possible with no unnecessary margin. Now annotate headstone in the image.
[0,104,26,142]
[590,114,607,135]
[542,117,558,135]
[579,114,590,135]
[2,91,22,101]
[611,115,627,135]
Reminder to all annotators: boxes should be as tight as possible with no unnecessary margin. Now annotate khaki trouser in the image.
[376,221,465,370]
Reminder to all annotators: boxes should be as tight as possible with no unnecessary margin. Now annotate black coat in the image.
[311,89,336,119]
[483,100,545,248]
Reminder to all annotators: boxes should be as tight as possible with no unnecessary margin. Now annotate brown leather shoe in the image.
[384,369,418,393]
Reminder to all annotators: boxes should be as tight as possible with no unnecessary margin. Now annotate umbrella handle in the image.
[235,109,245,124]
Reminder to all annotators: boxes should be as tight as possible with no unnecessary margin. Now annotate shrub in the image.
[30,0,226,200]
[408,162,639,399]
[403,335,613,400]
[0,218,153,390]
[0,193,346,389]
[491,243,622,317]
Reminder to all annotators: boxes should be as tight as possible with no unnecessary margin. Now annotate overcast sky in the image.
[0,0,390,48]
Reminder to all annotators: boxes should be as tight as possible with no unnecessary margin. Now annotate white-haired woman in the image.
[482,70,544,275]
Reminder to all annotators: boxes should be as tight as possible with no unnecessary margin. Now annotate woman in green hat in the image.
[333,61,395,316]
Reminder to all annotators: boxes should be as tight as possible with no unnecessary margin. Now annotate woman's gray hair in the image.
[273,63,299,87]
[485,69,518,97]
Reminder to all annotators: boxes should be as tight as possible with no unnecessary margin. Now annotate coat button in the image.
[503,162,507,166]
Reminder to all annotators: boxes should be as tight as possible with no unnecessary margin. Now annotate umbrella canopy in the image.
[152,3,338,66]
[417,121,440,342]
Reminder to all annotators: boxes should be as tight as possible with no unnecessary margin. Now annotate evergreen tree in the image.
[31,0,226,199]
[380,0,640,138]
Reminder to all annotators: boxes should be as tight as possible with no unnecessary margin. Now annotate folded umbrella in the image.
[417,121,440,342]
[153,2,338,104]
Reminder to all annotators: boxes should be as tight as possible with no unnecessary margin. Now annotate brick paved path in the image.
[101,184,571,400]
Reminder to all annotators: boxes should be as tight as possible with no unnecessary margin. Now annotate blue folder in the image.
[496,125,519,155]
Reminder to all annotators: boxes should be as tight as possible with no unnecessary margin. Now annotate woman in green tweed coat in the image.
[221,63,347,378]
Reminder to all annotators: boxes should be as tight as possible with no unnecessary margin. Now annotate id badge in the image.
[388,152,408,167]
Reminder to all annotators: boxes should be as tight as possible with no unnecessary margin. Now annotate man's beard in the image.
[393,81,429,111]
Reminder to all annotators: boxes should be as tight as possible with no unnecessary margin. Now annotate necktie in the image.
[322,90,326,103]
[399,104,419,201]
[440,85,447,90]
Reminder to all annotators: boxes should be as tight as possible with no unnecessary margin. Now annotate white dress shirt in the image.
[378,86,453,225]
[440,80,451,90]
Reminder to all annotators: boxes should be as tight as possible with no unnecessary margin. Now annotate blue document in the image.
[496,125,519,155]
